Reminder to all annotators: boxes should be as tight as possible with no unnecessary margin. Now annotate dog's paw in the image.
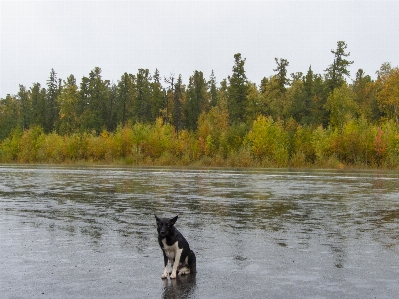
[161,272,168,279]
[170,272,177,279]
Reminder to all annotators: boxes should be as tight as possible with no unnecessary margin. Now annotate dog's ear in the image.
[171,215,178,226]
[155,215,160,224]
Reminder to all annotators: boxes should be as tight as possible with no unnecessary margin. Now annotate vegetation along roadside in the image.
[1,41,399,169]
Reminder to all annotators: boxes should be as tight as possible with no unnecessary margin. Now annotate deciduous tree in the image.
[376,67,399,124]
[325,83,358,129]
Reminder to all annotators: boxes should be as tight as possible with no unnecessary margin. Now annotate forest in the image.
[1,41,399,169]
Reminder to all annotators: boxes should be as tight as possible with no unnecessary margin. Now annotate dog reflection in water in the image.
[162,273,197,299]
[155,215,196,279]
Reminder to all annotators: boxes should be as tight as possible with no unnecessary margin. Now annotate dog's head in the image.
[155,215,178,238]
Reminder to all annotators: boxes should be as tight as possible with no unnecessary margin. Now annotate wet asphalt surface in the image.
[1,166,399,298]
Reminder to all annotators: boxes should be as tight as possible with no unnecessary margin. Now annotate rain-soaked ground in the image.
[1,166,399,299]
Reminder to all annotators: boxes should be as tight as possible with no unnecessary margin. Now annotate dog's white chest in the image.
[162,239,179,260]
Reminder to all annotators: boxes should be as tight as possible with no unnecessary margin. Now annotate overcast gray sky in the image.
[1,0,399,98]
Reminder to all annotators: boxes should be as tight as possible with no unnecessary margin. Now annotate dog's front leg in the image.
[170,248,183,279]
[161,251,168,279]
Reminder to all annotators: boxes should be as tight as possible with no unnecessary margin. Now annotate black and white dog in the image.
[155,215,196,279]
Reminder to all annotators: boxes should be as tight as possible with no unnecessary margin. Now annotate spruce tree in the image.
[227,53,248,123]
[151,69,165,121]
[273,58,290,91]
[186,70,208,130]
[173,75,183,132]
[117,72,136,126]
[325,41,354,92]
[30,83,46,128]
[135,69,152,123]
[46,69,60,132]
[18,85,31,130]
[208,70,218,108]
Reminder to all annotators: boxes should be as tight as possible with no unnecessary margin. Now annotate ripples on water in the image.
[1,166,398,298]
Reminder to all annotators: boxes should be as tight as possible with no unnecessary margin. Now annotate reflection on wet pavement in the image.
[162,274,197,299]
[1,166,399,298]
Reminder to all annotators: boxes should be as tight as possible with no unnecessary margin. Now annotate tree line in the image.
[1,41,399,168]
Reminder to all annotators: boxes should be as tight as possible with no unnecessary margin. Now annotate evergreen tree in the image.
[325,41,354,92]
[352,69,380,122]
[79,75,90,124]
[208,70,218,107]
[260,77,269,94]
[287,75,308,125]
[30,83,46,128]
[46,69,60,132]
[58,75,80,135]
[151,69,165,121]
[18,85,31,130]
[245,82,263,123]
[295,65,315,125]
[108,83,118,131]
[135,69,152,123]
[311,74,330,127]
[376,62,392,79]
[163,74,175,125]
[304,66,314,97]
[217,78,229,113]
[273,58,290,91]
[186,70,208,130]
[173,75,184,132]
[0,95,20,140]
[81,67,110,133]
[117,72,136,126]
[227,53,248,123]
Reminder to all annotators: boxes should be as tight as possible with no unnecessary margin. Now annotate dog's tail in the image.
[188,250,196,273]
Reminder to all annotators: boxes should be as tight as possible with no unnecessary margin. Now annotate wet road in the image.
[1,166,399,298]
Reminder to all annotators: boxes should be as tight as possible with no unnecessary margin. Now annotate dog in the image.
[155,215,196,279]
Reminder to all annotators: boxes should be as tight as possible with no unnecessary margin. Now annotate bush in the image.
[0,126,22,162]
[17,126,45,163]
[245,116,289,165]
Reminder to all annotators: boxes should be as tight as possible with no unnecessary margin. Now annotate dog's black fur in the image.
[155,215,196,279]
